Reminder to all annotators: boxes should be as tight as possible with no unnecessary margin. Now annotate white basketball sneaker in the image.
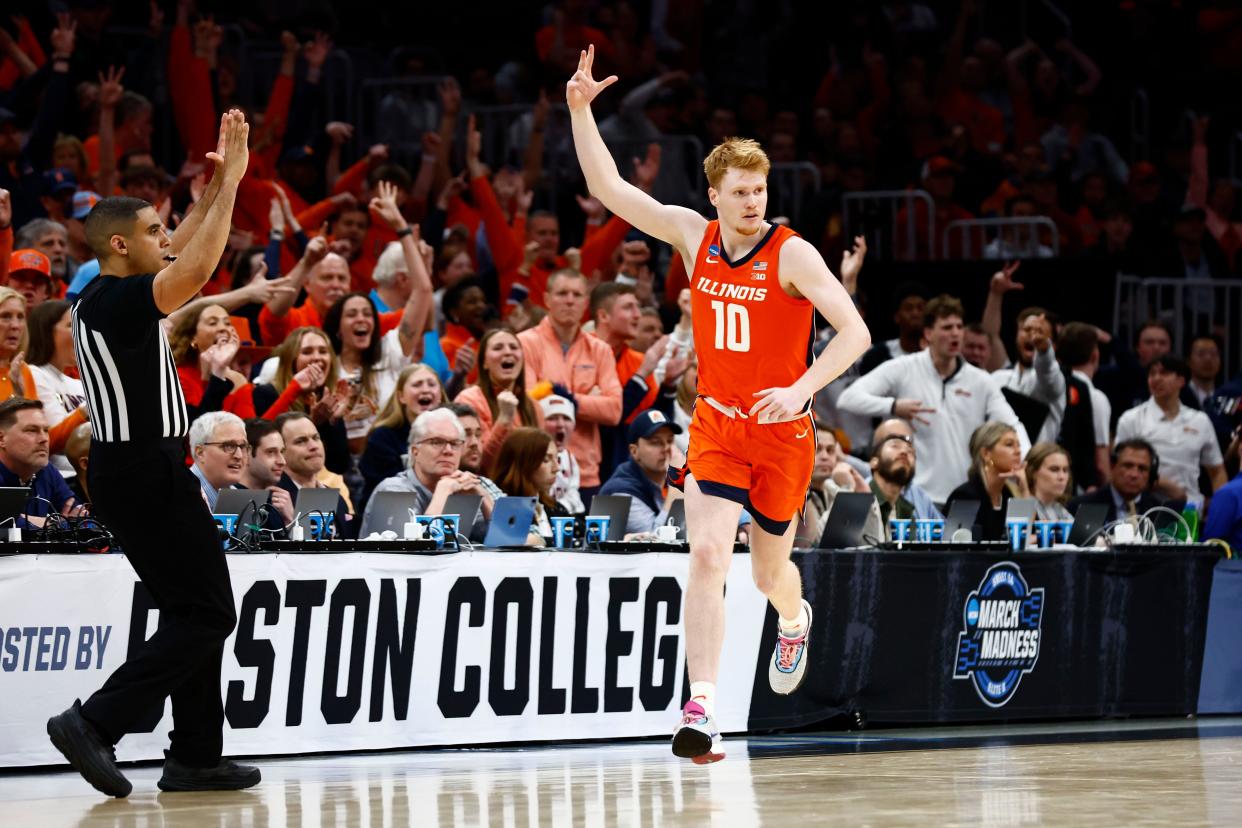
[671,700,725,763]
[768,599,813,695]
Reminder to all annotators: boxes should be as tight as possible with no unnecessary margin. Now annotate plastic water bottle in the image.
[1180,498,1202,542]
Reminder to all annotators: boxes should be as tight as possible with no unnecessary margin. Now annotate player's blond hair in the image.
[703,138,770,190]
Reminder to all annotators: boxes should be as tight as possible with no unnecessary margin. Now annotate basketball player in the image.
[567,46,871,762]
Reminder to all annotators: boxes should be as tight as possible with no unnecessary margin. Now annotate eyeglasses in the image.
[880,434,914,449]
[205,441,250,456]
[419,437,465,452]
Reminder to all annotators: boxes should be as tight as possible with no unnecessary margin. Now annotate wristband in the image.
[270,230,285,241]
[396,226,414,238]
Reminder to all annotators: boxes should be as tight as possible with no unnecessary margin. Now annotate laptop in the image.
[295,487,342,538]
[0,487,31,526]
[1068,502,1109,546]
[359,491,420,537]
[817,492,875,548]
[484,496,536,547]
[944,499,981,541]
[587,495,631,541]
[215,488,270,520]
[443,494,483,537]
[1004,497,1037,527]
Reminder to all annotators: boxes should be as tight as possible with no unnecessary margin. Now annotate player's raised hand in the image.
[566,44,617,112]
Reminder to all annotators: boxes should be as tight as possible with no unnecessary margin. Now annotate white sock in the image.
[689,681,716,717]
[779,603,808,636]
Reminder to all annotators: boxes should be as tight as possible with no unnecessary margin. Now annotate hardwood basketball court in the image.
[4,717,1240,826]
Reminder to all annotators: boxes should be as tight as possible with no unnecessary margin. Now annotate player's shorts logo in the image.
[952,562,1044,708]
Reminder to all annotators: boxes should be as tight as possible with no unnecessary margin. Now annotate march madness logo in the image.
[952,562,1044,707]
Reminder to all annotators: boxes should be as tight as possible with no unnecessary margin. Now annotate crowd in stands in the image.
[1,2,1241,550]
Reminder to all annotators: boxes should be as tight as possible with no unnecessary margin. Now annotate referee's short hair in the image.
[83,196,152,259]
[0,397,43,430]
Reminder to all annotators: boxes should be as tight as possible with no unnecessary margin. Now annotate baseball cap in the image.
[42,168,78,196]
[627,409,683,444]
[540,394,576,425]
[65,258,100,301]
[8,249,52,280]
[72,190,101,220]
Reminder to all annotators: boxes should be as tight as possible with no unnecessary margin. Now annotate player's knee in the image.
[751,561,788,596]
[689,543,732,583]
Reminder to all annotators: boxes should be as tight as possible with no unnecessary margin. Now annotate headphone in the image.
[1110,438,1159,491]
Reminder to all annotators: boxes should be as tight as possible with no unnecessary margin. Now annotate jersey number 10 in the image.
[710,300,751,352]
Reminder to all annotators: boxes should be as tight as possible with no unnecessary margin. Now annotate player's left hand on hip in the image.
[749,386,805,422]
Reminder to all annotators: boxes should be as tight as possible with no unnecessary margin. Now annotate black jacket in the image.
[1067,485,1171,525]
[945,474,1013,541]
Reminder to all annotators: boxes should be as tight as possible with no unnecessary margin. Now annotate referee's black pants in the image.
[80,438,237,767]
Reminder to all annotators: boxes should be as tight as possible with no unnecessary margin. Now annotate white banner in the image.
[0,551,768,768]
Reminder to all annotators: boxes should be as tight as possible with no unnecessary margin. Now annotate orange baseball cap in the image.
[8,249,52,279]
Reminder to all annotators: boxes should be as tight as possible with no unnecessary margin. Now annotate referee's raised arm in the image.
[152,110,250,314]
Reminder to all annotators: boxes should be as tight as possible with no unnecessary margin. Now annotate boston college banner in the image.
[0,547,1232,768]
[0,552,769,768]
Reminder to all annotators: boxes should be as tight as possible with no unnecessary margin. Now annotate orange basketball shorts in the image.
[679,401,815,535]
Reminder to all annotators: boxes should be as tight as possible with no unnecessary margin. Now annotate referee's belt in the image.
[697,394,810,424]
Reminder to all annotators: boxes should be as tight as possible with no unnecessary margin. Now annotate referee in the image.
[46,111,259,797]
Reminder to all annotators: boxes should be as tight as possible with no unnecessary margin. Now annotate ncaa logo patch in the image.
[952,562,1044,708]
[706,244,720,264]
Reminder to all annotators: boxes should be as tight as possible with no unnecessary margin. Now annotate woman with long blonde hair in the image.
[2,288,88,454]
[945,422,1029,540]
[454,326,541,473]
[248,327,352,474]
[358,364,447,507]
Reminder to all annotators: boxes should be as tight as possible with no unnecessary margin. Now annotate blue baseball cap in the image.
[42,167,78,195]
[66,258,100,302]
[627,409,683,444]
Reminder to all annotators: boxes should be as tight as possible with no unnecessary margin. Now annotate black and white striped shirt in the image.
[71,274,189,442]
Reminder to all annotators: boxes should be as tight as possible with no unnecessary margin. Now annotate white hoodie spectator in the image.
[837,296,1028,503]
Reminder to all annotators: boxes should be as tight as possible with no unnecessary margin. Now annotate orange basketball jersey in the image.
[689,221,814,410]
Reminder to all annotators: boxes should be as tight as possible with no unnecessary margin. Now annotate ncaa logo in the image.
[952,562,1044,708]
[706,244,720,264]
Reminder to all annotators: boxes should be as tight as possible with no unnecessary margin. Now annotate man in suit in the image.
[1068,438,1170,523]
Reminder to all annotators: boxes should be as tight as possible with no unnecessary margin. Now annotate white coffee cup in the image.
[656,524,680,543]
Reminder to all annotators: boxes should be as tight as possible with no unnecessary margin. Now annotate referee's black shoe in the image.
[158,752,261,792]
[46,700,132,798]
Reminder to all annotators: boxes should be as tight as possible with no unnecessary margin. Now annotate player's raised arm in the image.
[568,45,705,251]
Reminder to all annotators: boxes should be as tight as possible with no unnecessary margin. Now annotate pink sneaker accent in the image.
[776,630,806,672]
